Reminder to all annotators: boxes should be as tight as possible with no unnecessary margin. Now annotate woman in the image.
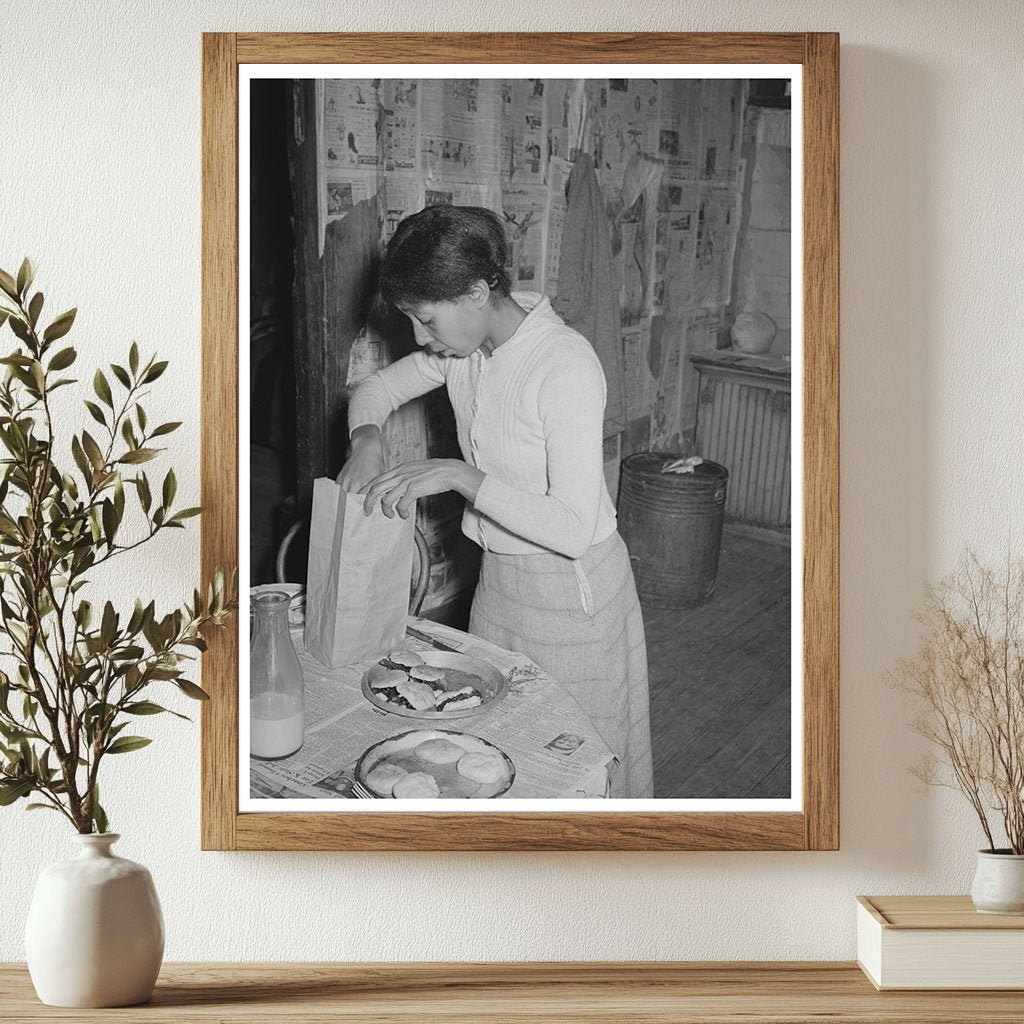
[339,205,653,798]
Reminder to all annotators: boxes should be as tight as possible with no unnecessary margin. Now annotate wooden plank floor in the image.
[642,526,791,799]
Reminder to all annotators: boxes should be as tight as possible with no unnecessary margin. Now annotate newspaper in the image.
[421,79,502,181]
[658,79,702,180]
[542,155,573,297]
[324,79,383,171]
[622,321,656,418]
[382,173,424,239]
[544,80,572,163]
[249,618,615,800]
[665,186,700,310]
[381,79,419,173]
[421,179,502,211]
[693,192,741,308]
[501,185,547,291]
[650,322,685,451]
[699,79,743,189]
[504,79,547,184]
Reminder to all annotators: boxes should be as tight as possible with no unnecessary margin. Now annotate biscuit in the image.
[392,772,441,798]
[409,665,445,684]
[456,751,506,784]
[387,649,425,669]
[364,761,408,796]
[436,692,482,712]
[416,738,466,764]
[396,679,437,711]
[370,669,408,690]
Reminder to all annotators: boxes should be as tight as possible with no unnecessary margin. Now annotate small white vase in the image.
[970,849,1024,915]
[25,833,164,1007]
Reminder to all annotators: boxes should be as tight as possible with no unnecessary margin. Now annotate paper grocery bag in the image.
[304,477,416,668]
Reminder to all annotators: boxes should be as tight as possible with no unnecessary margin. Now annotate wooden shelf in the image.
[3,962,1024,1022]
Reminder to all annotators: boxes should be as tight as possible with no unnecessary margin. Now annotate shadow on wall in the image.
[838,48,939,869]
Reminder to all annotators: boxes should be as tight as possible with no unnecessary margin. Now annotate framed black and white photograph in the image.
[202,32,839,851]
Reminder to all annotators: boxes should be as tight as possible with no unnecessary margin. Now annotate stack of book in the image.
[857,895,1024,990]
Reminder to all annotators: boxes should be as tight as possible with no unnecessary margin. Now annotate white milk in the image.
[250,691,304,759]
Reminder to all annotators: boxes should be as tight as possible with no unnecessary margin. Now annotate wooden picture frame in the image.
[202,32,838,851]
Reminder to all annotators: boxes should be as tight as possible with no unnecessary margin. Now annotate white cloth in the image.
[348,293,619,560]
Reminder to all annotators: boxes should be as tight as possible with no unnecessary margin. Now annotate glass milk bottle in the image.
[250,591,304,759]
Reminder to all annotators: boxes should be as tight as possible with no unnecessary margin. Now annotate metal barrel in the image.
[617,453,729,609]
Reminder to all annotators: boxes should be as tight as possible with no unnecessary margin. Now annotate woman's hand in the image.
[361,459,484,519]
[337,425,385,493]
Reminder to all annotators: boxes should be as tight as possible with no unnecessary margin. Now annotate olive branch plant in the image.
[0,259,236,834]
[894,551,1024,854]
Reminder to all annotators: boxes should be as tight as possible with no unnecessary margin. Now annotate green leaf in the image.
[124,701,170,716]
[93,369,113,409]
[26,803,61,813]
[91,785,108,834]
[162,468,176,508]
[150,421,182,438]
[0,779,33,805]
[27,292,43,328]
[126,598,146,635]
[76,600,93,630]
[129,342,139,375]
[105,735,152,755]
[47,346,77,371]
[121,418,137,450]
[175,679,210,701]
[9,317,31,345]
[81,431,105,472]
[142,360,168,383]
[136,473,152,513]
[168,507,203,524]
[136,404,147,432]
[83,400,107,427]
[71,435,92,482]
[42,308,76,344]
[0,268,18,300]
[109,647,145,666]
[16,258,34,298]
[100,601,117,647]
[110,363,131,389]
[101,498,117,546]
[118,448,158,465]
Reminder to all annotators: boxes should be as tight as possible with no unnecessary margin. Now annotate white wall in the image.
[2,0,1022,962]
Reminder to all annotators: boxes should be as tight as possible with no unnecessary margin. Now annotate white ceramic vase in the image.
[970,850,1024,915]
[25,833,164,1007]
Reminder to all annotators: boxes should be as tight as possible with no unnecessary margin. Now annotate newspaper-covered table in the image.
[250,616,615,800]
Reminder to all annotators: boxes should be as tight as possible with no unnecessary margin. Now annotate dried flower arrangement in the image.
[895,552,1024,854]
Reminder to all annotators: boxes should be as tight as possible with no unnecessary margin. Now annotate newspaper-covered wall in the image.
[316,76,787,607]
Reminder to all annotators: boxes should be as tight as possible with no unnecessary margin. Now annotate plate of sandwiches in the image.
[356,728,515,799]
[361,647,508,719]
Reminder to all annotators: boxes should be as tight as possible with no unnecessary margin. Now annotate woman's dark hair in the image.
[379,205,512,308]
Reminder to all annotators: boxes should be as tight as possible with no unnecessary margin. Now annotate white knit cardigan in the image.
[348,293,618,559]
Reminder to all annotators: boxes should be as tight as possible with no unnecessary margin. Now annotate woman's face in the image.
[400,291,488,358]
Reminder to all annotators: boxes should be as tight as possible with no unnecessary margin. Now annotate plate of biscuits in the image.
[361,647,508,719]
[355,728,515,799]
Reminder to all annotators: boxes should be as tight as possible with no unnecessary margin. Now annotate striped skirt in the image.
[469,530,654,798]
